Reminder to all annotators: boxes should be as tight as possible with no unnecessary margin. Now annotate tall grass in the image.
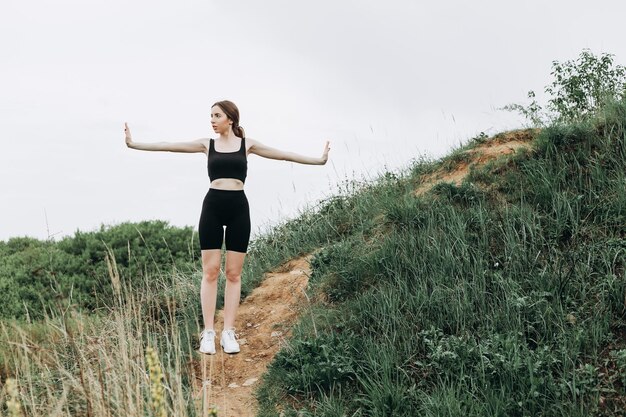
[0,266,197,416]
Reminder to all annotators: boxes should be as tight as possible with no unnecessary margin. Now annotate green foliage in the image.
[0,220,199,320]
[609,349,626,388]
[270,334,357,395]
[309,238,379,303]
[504,49,626,125]
[383,195,431,230]
[502,90,546,127]
[430,181,487,207]
[546,50,626,123]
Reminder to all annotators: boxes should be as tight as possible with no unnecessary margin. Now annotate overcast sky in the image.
[2,0,626,242]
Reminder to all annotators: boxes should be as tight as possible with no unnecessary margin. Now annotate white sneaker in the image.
[220,329,240,354]
[199,329,216,355]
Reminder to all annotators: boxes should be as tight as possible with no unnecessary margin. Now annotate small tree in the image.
[504,49,626,125]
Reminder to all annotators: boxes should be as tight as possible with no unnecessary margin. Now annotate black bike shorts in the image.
[198,188,251,253]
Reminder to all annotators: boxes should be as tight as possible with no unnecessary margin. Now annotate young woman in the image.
[125,100,330,354]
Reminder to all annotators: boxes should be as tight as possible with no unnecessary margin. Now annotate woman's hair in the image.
[212,100,246,139]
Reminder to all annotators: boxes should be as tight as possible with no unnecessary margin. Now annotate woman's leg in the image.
[222,192,250,330]
[200,249,222,330]
[198,189,227,330]
[223,250,247,329]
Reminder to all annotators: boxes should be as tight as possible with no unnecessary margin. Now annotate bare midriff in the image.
[210,178,244,191]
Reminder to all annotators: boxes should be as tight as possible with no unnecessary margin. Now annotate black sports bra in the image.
[207,137,247,183]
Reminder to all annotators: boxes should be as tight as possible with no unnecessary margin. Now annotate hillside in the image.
[253,103,626,416]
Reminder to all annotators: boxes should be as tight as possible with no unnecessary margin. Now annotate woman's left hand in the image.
[320,141,330,165]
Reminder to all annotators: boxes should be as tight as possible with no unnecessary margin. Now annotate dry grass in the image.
[0,253,314,416]
[0,262,200,416]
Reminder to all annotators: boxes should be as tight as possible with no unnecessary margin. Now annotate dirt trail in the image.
[191,254,314,417]
[413,129,536,196]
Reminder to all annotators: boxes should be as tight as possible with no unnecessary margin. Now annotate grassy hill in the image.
[253,102,626,416]
[1,100,625,415]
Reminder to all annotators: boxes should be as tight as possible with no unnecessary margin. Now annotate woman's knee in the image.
[225,267,241,283]
[202,264,220,282]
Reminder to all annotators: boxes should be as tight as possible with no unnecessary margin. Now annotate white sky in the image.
[2,0,625,242]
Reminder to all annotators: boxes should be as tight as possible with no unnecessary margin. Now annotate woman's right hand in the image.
[124,122,133,147]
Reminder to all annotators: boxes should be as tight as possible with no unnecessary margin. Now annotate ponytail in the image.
[233,124,246,139]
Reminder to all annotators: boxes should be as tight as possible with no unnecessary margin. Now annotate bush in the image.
[504,49,626,125]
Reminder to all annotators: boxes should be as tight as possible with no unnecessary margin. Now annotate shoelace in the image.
[224,329,238,341]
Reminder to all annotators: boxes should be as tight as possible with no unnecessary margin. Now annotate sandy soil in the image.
[413,129,536,196]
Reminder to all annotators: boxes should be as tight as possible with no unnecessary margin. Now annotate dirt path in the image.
[190,254,314,417]
[413,129,536,196]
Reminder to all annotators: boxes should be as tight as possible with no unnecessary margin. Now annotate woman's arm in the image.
[124,122,207,153]
[248,138,330,165]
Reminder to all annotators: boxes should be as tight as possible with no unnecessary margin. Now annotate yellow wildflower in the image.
[145,346,167,417]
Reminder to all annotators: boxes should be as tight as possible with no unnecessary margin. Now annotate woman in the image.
[124,100,330,355]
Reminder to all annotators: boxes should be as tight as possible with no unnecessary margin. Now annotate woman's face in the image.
[210,106,232,135]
